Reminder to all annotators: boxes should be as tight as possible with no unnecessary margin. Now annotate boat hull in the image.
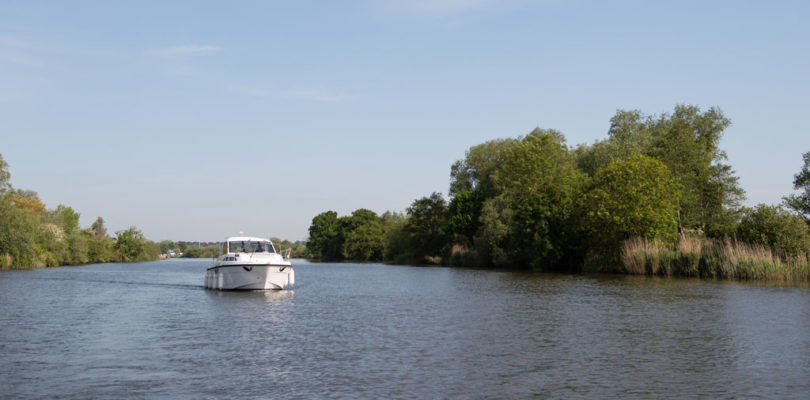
[205,264,294,290]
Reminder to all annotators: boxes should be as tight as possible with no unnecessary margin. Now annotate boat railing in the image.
[281,248,292,259]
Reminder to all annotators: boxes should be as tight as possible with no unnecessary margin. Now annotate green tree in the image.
[405,192,449,259]
[446,189,484,241]
[87,235,114,263]
[478,129,587,270]
[290,241,308,258]
[582,155,681,254]
[340,209,378,233]
[784,151,810,223]
[183,245,221,258]
[381,211,410,262]
[0,153,10,194]
[701,163,744,236]
[44,205,81,234]
[271,238,307,258]
[91,216,107,238]
[646,105,743,235]
[143,240,161,261]
[341,209,384,261]
[447,137,525,264]
[574,109,651,176]
[0,196,39,268]
[449,137,521,198]
[114,227,147,262]
[575,105,744,236]
[474,196,513,267]
[736,204,810,258]
[307,211,343,260]
[65,231,89,265]
[346,224,384,261]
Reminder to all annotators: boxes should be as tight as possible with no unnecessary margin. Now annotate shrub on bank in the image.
[736,204,810,259]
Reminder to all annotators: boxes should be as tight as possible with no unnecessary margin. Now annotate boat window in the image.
[228,241,275,253]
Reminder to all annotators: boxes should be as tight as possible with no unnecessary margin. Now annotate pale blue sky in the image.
[2,0,808,241]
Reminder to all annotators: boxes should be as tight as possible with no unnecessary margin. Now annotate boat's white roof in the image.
[224,236,273,243]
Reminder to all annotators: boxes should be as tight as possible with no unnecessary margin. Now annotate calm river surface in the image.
[1,259,809,399]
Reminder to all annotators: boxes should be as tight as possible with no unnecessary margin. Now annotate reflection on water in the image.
[206,288,295,301]
[1,259,809,399]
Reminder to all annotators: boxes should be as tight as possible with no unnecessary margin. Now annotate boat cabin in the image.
[220,237,277,255]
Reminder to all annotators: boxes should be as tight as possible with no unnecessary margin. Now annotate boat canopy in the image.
[223,237,276,254]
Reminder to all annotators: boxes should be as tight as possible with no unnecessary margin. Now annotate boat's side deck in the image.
[207,263,291,271]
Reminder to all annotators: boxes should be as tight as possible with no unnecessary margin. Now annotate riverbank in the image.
[0,222,160,271]
[306,107,810,281]
[0,249,160,270]
[307,236,810,284]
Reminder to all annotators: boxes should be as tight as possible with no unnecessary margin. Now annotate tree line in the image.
[0,154,160,269]
[307,105,810,279]
[158,240,221,258]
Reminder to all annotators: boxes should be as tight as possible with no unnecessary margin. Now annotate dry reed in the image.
[618,235,810,282]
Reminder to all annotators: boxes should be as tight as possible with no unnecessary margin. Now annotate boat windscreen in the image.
[228,241,275,253]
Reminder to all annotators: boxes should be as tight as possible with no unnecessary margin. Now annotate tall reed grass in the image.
[619,236,810,282]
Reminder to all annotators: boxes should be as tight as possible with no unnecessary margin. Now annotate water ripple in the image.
[1,259,809,398]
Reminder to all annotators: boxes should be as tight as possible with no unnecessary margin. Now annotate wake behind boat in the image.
[204,236,294,290]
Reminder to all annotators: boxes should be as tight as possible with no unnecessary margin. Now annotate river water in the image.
[1,259,809,399]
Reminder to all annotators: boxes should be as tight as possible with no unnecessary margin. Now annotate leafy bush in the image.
[114,227,158,262]
[582,155,681,256]
[0,195,40,268]
[736,204,810,259]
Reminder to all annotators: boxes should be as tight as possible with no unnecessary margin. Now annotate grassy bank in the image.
[595,236,810,282]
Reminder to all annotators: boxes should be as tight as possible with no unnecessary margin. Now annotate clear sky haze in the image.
[2,0,809,242]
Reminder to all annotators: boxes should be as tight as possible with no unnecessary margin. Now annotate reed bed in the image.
[619,236,810,282]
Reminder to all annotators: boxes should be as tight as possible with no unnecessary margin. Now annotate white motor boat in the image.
[205,236,294,290]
